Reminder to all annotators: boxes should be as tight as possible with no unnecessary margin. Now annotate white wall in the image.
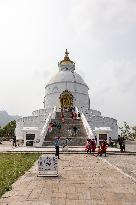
[85,109,118,140]
[44,82,90,109]
[15,111,46,140]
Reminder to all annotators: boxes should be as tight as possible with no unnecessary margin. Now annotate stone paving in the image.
[0,154,136,205]
[106,155,136,180]
[125,141,136,152]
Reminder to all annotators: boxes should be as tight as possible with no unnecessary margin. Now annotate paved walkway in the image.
[106,155,136,180]
[0,154,136,205]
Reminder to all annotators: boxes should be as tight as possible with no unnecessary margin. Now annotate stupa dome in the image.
[47,70,88,88]
[46,49,88,88]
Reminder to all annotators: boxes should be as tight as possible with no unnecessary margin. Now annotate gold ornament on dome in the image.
[59,90,73,108]
[59,49,74,65]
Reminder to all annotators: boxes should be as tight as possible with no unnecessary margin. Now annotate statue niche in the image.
[59,90,73,108]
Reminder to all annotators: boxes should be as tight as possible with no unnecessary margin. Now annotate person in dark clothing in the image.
[118,135,123,152]
[54,136,61,159]
[12,135,17,147]
[91,139,96,155]
[109,137,113,147]
[73,126,78,136]
[95,135,97,144]
[57,123,61,133]
[122,137,126,152]
[78,112,81,118]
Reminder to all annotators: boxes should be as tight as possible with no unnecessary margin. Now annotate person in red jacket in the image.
[85,139,92,154]
[91,139,96,155]
[71,112,74,122]
[96,146,102,157]
[74,112,77,120]
[100,140,108,157]
[61,112,65,123]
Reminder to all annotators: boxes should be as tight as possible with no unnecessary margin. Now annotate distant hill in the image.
[0,111,20,127]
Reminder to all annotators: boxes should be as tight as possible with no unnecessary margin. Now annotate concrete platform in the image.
[0,141,136,155]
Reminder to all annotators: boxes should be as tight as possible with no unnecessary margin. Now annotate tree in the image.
[119,122,135,140]
[2,120,16,140]
[0,127,4,143]
[132,126,136,140]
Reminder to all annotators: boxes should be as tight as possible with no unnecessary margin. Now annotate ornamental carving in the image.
[59,90,73,108]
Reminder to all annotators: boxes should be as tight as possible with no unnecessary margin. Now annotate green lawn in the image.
[0,153,40,197]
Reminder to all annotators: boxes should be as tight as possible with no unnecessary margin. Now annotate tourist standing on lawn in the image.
[54,136,61,159]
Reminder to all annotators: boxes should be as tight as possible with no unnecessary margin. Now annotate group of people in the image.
[85,139,108,157]
[52,108,117,159]
[60,107,81,123]
[85,139,96,155]
[55,136,73,159]
[55,137,109,159]
[67,126,78,137]
[54,108,81,159]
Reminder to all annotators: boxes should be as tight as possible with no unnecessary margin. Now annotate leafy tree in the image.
[1,120,16,140]
[0,127,4,143]
[132,126,136,140]
[119,122,135,140]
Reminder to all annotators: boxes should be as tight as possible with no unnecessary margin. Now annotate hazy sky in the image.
[0,0,136,126]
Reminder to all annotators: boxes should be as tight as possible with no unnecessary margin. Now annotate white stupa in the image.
[44,49,89,110]
[15,50,118,146]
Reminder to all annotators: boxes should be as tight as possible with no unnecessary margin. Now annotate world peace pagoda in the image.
[15,50,118,147]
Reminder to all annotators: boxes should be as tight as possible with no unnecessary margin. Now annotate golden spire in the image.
[65,49,69,58]
[60,49,74,65]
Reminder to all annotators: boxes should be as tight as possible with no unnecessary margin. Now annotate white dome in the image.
[47,70,88,87]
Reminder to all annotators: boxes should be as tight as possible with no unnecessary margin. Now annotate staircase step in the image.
[43,111,87,146]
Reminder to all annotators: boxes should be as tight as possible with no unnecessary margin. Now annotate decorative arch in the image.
[59,90,73,108]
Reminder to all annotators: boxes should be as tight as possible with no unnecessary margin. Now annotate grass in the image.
[0,153,40,197]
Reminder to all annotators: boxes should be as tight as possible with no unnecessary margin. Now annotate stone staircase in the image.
[42,111,88,146]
